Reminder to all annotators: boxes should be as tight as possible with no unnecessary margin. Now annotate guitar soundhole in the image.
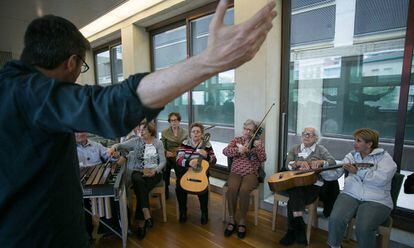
[187,178,201,183]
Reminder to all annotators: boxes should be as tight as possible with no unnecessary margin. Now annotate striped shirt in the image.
[176,139,216,168]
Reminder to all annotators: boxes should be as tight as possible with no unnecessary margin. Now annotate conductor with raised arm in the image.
[0,1,277,247]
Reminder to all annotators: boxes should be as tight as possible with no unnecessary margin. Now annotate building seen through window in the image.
[286,0,412,211]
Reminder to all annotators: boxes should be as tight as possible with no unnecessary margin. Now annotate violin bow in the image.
[247,102,276,146]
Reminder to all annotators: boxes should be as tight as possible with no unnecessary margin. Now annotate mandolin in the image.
[268,163,374,192]
[180,133,211,194]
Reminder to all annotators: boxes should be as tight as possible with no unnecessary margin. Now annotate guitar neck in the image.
[299,163,374,174]
[315,164,342,172]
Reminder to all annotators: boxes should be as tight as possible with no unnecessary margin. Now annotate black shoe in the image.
[145,218,154,228]
[293,217,308,245]
[224,222,236,237]
[237,225,246,239]
[179,212,187,223]
[201,212,208,225]
[137,226,146,240]
[279,229,295,246]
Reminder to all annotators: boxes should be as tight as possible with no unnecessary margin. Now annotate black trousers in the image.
[283,185,320,229]
[163,157,176,192]
[131,171,163,220]
[318,180,340,217]
[174,165,208,214]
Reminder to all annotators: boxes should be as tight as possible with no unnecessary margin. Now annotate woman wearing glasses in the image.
[279,127,337,246]
[175,123,216,225]
[109,121,166,240]
[222,119,266,239]
[161,112,188,199]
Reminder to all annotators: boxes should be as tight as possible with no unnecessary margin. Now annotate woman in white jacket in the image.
[322,128,397,248]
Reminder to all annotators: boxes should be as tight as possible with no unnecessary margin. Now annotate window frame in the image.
[281,0,414,233]
[148,1,234,177]
[93,39,122,86]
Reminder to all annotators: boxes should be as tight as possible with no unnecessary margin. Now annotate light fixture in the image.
[80,0,164,38]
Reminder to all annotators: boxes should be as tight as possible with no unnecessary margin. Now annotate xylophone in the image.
[80,162,124,219]
[80,161,129,247]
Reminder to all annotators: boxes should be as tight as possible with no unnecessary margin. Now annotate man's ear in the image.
[66,54,79,72]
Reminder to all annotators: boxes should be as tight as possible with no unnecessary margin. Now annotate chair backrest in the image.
[390,172,405,208]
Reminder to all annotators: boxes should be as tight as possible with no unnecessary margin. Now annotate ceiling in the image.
[0,0,127,55]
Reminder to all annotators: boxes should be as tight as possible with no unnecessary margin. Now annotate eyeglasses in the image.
[243,127,254,133]
[169,118,179,122]
[302,132,315,138]
[77,55,89,73]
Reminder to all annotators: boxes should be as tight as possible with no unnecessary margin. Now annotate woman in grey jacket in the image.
[110,121,166,240]
[322,128,397,248]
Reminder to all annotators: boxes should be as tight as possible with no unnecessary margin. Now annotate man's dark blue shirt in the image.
[0,61,161,247]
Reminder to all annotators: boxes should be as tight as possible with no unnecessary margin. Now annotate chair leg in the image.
[272,198,278,231]
[380,232,390,248]
[312,205,318,227]
[306,203,316,243]
[222,187,227,222]
[175,196,179,221]
[254,191,259,226]
[160,191,167,223]
[346,218,356,240]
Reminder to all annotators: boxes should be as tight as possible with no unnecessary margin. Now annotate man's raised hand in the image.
[202,0,277,72]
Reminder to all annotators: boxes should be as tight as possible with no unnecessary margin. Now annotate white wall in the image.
[234,0,282,199]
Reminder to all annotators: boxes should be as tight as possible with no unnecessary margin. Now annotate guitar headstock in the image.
[203,133,211,143]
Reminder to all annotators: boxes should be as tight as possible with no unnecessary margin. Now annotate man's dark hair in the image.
[21,15,90,69]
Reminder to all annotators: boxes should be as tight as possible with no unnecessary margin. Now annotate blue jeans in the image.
[328,193,391,248]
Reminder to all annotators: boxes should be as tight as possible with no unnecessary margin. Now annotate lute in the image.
[268,163,374,192]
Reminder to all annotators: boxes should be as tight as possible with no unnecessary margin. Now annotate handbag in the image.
[258,165,266,183]
[404,173,414,194]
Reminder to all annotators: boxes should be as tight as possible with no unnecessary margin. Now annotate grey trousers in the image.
[327,193,391,248]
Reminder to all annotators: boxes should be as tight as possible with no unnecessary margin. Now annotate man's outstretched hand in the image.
[203,0,277,72]
[138,0,277,108]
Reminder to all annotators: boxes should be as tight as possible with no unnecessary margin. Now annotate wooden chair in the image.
[345,172,405,248]
[272,193,319,243]
[129,180,167,224]
[222,183,260,226]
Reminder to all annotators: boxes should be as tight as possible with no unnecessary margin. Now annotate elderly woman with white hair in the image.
[279,127,337,246]
[223,119,266,239]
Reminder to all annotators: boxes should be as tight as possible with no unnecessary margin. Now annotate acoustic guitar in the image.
[268,163,374,192]
[180,133,211,194]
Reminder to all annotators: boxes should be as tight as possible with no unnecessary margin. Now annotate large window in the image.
[150,6,235,168]
[291,3,336,46]
[284,0,412,213]
[190,11,235,127]
[153,25,188,122]
[94,43,123,85]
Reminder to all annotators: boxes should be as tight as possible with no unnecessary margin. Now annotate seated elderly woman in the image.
[322,128,397,248]
[279,127,337,246]
[222,119,266,239]
[175,122,216,225]
[109,121,165,240]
